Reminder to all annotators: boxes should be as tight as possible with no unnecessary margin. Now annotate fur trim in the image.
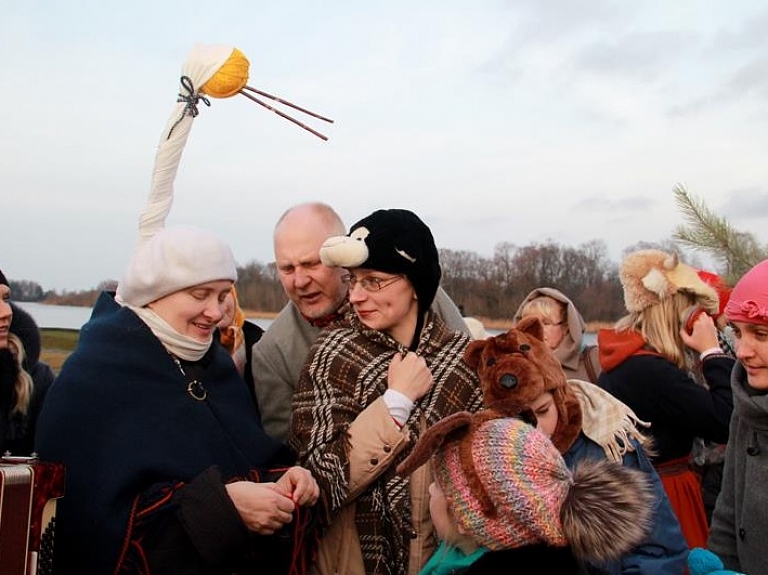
[562,459,653,563]
[620,249,719,314]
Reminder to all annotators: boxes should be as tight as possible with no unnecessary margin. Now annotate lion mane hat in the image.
[620,249,719,314]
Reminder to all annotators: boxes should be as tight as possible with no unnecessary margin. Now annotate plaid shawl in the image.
[569,378,650,461]
[289,311,482,575]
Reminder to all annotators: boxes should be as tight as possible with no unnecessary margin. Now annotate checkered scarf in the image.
[290,311,482,575]
[568,378,650,461]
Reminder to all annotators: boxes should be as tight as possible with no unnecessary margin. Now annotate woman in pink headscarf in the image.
[708,259,768,574]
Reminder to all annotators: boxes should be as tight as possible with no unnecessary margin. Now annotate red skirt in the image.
[656,456,709,549]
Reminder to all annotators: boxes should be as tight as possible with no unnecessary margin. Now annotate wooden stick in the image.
[239,89,330,140]
[241,85,334,123]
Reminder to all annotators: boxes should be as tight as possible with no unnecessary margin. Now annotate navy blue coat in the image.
[36,292,290,574]
[564,433,689,574]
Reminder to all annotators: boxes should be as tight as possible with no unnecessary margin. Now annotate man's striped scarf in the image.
[290,311,482,575]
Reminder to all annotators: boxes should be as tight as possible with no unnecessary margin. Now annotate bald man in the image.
[252,202,470,441]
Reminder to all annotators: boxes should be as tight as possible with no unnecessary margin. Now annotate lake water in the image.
[14,302,596,344]
[14,302,275,331]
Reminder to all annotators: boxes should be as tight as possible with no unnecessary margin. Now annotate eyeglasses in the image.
[342,273,405,292]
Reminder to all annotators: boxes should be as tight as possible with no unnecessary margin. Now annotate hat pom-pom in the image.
[561,460,653,563]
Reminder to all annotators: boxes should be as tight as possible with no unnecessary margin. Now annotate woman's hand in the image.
[274,466,320,507]
[387,351,434,401]
[680,312,720,354]
[225,481,296,535]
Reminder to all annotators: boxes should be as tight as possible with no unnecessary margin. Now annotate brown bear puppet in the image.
[397,316,584,515]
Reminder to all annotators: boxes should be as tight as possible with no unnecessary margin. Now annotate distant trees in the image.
[441,239,625,322]
[8,280,45,302]
[234,261,287,313]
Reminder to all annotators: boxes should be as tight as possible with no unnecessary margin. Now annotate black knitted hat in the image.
[320,209,441,315]
[0,269,8,287]
[10,303,42,370]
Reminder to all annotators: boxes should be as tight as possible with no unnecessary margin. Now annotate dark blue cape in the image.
[36,292,288,574]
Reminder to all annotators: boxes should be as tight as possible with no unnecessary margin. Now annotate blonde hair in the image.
[519,296,565,326]
[7,333,34,415]
[616,291,694,370]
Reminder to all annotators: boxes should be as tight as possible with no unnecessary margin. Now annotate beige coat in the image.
[309,399,435,575]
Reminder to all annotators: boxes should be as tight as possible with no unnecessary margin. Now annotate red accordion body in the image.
[0,456,65,575]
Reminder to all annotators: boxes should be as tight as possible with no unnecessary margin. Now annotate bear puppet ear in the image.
[515,315,545,342]
[396,411,473,477]
[463,337,490,369]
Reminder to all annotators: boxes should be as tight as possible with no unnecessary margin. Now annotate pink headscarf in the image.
[725,259,768,324]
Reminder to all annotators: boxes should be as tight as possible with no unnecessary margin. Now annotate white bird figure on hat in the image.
[138,44,333,244]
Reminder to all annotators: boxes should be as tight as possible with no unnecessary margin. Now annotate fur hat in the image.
[319,209,441,314]
[0,269,8,287]
[404,417,653,562]
[620,250,719,314]
[463,316,582,454]
[116,226,237,307]
[725,258,768,324]
[10,303,42,370]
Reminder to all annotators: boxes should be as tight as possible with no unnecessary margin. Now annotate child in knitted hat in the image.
[461,316,688,573]
[707,258,768,574]
[404,417,654,574]
[597,249,735,550]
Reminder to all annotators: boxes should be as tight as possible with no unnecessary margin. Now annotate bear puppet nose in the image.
[499,373,518,389]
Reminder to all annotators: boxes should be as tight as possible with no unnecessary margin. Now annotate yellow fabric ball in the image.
[202,48,250,98]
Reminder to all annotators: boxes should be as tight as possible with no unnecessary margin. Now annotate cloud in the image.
[721,189,768,219]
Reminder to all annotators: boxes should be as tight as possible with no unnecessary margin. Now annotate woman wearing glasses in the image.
[514,288,601,383]
[289,209,483,575]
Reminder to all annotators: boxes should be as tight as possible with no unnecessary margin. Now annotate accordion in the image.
[0,455,65,575]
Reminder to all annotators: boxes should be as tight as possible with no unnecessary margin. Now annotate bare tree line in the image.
[235,238,629,323]
[18,239,627,322]
[17,186,768,323]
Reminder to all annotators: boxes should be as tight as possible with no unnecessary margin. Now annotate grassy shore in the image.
[40,329,80,374]
[40,317,612,375]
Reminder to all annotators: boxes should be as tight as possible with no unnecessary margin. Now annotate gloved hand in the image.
[687,548,745,575]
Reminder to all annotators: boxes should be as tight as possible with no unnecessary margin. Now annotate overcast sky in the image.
[3,1,768,291]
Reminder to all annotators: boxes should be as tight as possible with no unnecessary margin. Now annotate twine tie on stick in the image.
[167,76,211,139]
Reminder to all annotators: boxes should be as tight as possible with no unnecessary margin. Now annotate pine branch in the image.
[672,184,766,280]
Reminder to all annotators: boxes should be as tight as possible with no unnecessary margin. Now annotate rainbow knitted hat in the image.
[433,417,571,551]
[427,416,656,562]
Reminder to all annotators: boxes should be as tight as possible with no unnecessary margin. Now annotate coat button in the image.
[383,445,392,453]
[739,527,746,541]
[370,458,378,465]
